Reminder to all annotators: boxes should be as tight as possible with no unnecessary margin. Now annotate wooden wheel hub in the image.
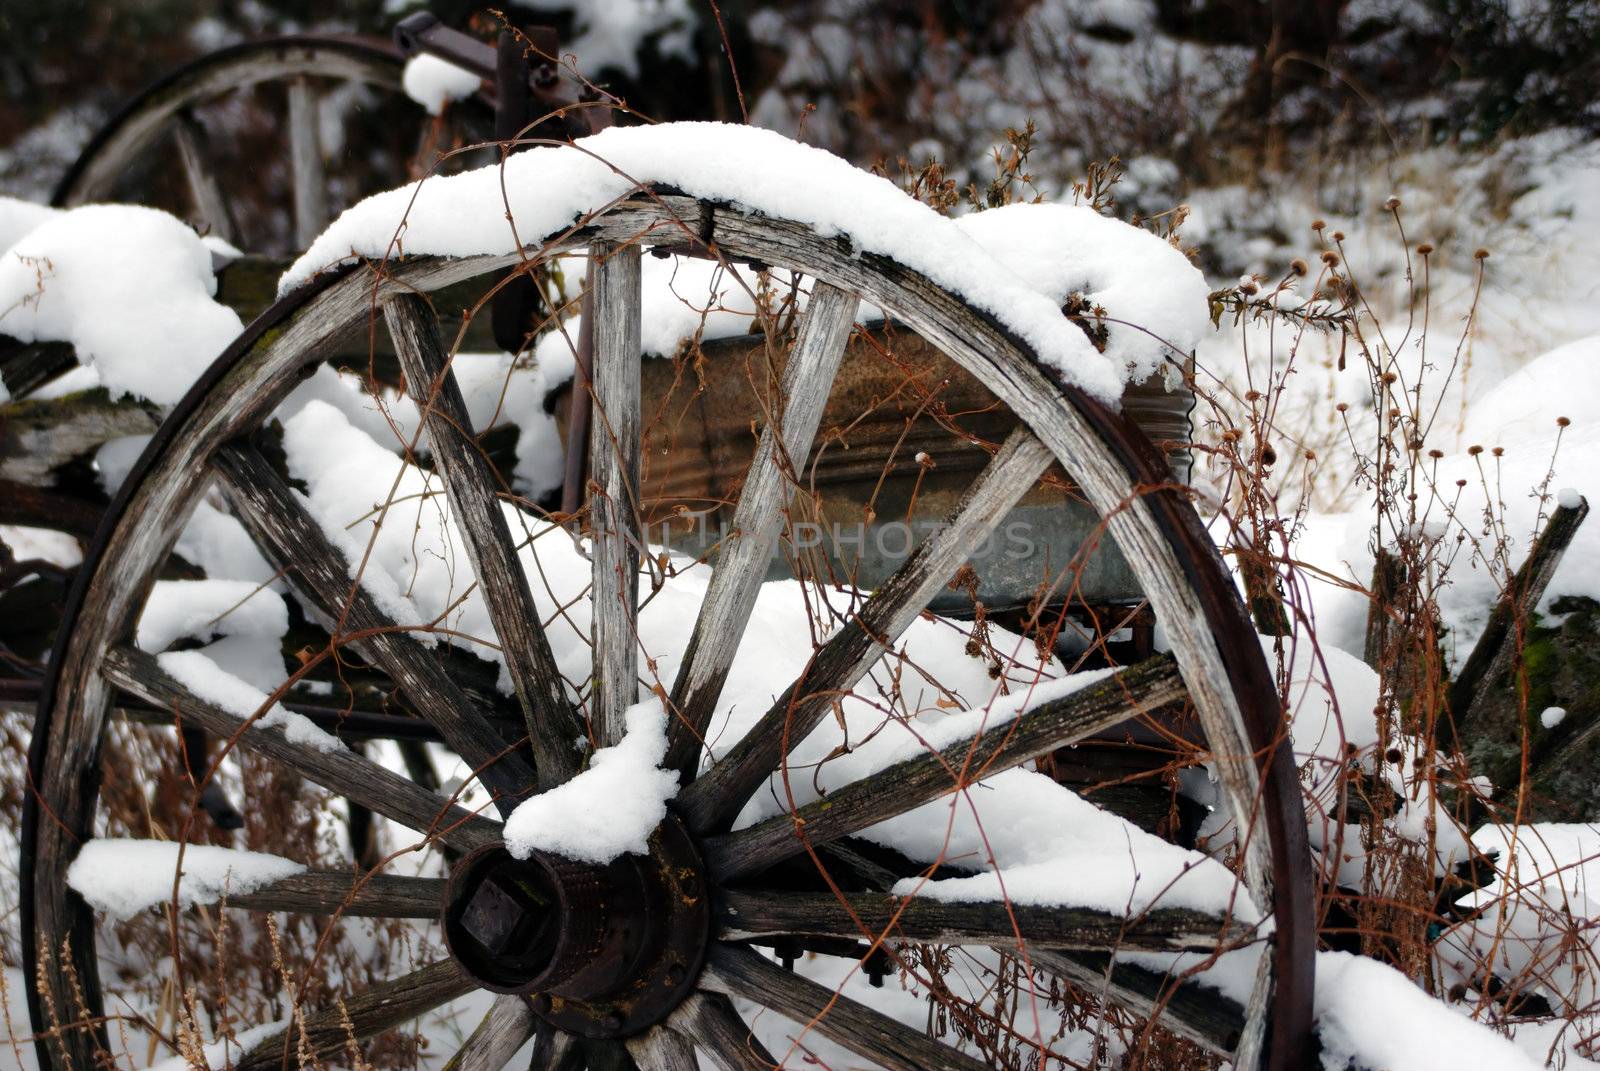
[441,816,710,1038]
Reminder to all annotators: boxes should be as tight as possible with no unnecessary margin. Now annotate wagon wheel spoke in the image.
[587,240,643,748]
[705,656,1186,881]
[715,889,1245,953]
[526,1019,583,1071]
[624,1025,699,1071]
[287,75,328,250]
[440,994,540,1071]
[667,992,777,1071]
[676,427,1056,834]
[211,442,537,810]
[101,644,499,853]
[234,959,474,1071]
[1031,949,1244,1057]
[702,943,988,1071]
[385,293,585,788]
[224,869,444,917]
[663,281,860,778]
[172,108,235,244]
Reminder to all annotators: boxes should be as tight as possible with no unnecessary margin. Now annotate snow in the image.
[511,0,695,79]
[1440,824,1600,1018]
[157,649,339,752]
[1541,705,1567,729]
[0,205,241,406]
[143,1021,288,1071]
[280,121,1135,402]
[0,197,59,260]
[1314,951,1543,1071]
[135,580,288,654]
[66,839,304,921]
[401,54,482,116]
[1560,487,1585,510]
[955,202,1211,378]
[503,698,679,864]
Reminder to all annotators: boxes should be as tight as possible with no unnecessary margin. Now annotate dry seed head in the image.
[1428,449,1444,459]
[1332,230,1346,241]
[1417,242,1434,255]
[1474,247,1490,260]
[1290,258,1309,276]
[1492,446,1504,457]
[1468,445,1483,456]
[1240,278,1260,295]
[1336,402,1349,413]
[1321,250,1340,267]
[1558,416,1571,427]
[1456,478,1468,487]
[1312,219,1326,232]
[1305,449,1316,460]
[1245,389,1262,401]
[1384,196,1402,211]
[1381,371,1398,384]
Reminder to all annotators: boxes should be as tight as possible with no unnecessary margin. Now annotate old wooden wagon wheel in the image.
[50,34,492,255]
[23,172,1315,1069]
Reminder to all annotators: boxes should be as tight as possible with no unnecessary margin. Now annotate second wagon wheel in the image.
[51,34,494,255]
[24,127,1315,1069]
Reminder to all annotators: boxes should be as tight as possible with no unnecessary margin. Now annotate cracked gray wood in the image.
[716,888,1245,952]
[703,943,988,1071]
[441,994,540,1071]
[227,869,444,918]
[235,959,473,1071]
[668,992,777,1071]
[664,281,859,778]
[287,75,328,251]
[587,241,643,749]
[386,292,584,788]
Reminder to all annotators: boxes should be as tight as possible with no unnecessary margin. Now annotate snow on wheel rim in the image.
[23,176,1312,1070]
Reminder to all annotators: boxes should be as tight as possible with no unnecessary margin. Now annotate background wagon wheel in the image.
[24,190,1314,1069]
[50,34,493,256]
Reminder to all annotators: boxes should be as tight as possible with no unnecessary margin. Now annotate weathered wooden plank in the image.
[173,109,234,244]
[706,657,1186,881]
[234,959,473,1071]
[667,992,777,1071]
[228,869,444,917]
[702,943,988,1071]
[715,889,1243,953]
[676,427,1054,834]
[624,1025,699,1071]
[288,75,328,251]
[386,293,584,788]
[441,994,539,1071]
[101,644,500,854]
[664,281,859,777]
[212,442,537,810]
[587,240,643,749]
[0,388,160,486]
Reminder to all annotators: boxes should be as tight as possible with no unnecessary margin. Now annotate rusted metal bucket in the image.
[557,319,1191,616]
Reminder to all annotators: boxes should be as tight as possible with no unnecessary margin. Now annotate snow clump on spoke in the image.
[67,839,304,921]
[504,698,680,865]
